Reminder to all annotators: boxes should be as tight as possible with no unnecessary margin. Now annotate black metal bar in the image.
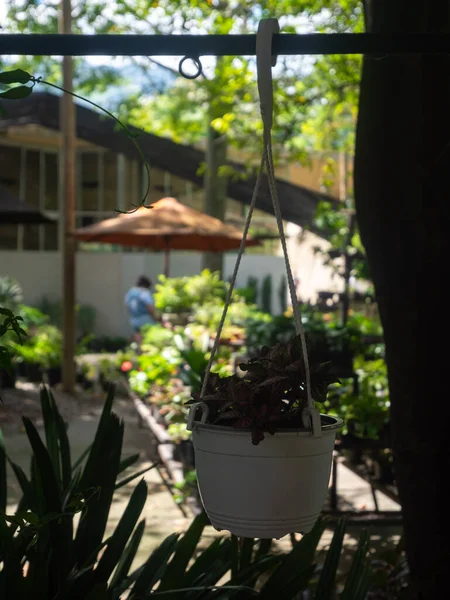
[371,484,380,512]
[322,510,402,526]
[2,33,450,57]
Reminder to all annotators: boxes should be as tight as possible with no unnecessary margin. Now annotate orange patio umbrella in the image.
[73,197,260,276]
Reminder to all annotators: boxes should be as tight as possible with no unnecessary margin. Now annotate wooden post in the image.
[39,151,45,251]
[17,147,26,251]
[117,153,126,212]
[60,0,76,392]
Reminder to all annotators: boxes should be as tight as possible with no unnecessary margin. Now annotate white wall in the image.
[284,224,344,303]
[0,251,288,337]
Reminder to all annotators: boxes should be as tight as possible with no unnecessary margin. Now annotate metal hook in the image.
[178,55,203,79]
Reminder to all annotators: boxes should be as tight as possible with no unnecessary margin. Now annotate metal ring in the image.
[178,55,203,79]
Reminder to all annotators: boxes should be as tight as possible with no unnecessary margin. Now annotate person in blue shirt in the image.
[125,275,159,342]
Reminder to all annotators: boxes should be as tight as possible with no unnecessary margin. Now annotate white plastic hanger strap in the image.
[257,19,320,436]
[198,18,321,437]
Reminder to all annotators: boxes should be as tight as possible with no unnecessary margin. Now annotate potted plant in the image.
[187,335,342,539]
[34,325,63,386]
[11,342,43,382]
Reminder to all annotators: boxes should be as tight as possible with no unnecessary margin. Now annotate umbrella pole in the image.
[164,247,170,277]
[163,235,171,277]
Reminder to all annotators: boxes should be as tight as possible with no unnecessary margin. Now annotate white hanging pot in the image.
[188,404,343,539]
[185,19,344,540]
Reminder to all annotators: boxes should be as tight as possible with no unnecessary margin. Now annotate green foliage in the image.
[154,270,227,314]
[141,324,176,351]
[18,305,50,331]
[313,201,371,283]
[0,277,23,313]
[11,325,62,370]
[172,469,197,506]
[119,0,363,169]
[0,307,27,373]
[325,358,390,439]
[98,357,121,383]
[261,274,273,314]
[193,335,338,445]
[39,296,62,328]
[245,313,295,353]
[0,385,157,598]
[167,422,191,445]
[240,275,259,305]
[129,349,180,396]
[174,334,210,394]
[77,305,97,337]
[0,384,371,599]
[154,276,192,314]
[278,275,288,314]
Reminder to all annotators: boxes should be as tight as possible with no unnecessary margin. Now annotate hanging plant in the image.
[187,335,342,539]
[186,18,343,540]
[189,335,338,445]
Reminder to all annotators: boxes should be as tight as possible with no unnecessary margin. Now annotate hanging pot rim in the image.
[192,413,343,436]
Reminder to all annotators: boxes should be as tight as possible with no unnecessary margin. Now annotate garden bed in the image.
[127,383,201,515]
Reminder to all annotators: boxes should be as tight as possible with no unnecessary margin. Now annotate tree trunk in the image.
[355,1,450,597]
[202,123,228,275]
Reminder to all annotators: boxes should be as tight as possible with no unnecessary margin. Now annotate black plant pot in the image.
[77,374,94,390]
[26,363,43,383]
[179,440,195,469]
[47,367,62,387]
[16,361,27,378]
[0,368,16,389]
[99,373,114,393]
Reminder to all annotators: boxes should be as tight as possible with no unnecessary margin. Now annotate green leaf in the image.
[22,416,73,591]
[18,510,40,526]
[214,555,282,599]
[255,538,272,562]
[157,512,209,593]
[0,430,6,513]
[183,537,227,587]
[129,533,179,597]
[0,69,32,84]
[74,413,124,571]
[315,519,346,600]
[341,529,370,600]
[80,384,115,490]
[94,479,147,585]
[0,517,25,595]
[240,538,255,571]
[114,463,158,490]
[22,416,62,515]
[0,85,33,100]
[109,519,146,589]
[231,535,239,578]
[55,398,72,491]
[184,539,233,600]
[118,453,141,475]
[40,386,61,488]
[259,518,326,599]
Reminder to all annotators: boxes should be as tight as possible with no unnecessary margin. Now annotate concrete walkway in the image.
[4,397,194,568]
